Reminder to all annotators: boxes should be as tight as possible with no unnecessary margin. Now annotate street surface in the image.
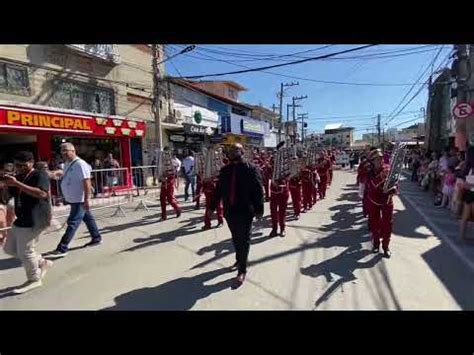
[1,169,474,310]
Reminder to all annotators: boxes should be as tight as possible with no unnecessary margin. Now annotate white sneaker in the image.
[40,259,54,280]
[13,280,42,294]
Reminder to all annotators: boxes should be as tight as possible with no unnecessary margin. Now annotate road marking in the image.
[401,192,474,274]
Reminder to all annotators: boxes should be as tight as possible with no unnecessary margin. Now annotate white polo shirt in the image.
[60,158,92,203]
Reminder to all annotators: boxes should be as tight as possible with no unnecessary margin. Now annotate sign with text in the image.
[241,119,264,135]
[0,106,146,138]
[453,102,473,119]
[183,123,215,136]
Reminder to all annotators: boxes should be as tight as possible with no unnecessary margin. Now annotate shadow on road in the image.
[103,267,232,310]
[301,245,383,309]
[422,244,474,310]
[0,257,22,272]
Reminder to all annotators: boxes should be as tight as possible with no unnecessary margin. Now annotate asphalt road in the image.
[1,169,473,310]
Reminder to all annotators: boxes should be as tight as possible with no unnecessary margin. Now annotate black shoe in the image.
[176,210,182,218]
[216,222,223,228]
[83,239,102,248]
[383,249,392,258]
[295,215,300,220]
[280,230,286,238]
[201,225,211,231]
[194,205,200,210]
[269,229,278,238]
[48,250,68,258]
[231,273,246,290]
[372,246,380,253]
[229,262,238,272]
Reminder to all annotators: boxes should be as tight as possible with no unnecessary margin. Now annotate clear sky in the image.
[165,44,453,140]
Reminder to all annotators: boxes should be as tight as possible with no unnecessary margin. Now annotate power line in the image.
[385,53,453,127]
[180,45,376,79]
[170,45,446,87]
[383,46,447,126]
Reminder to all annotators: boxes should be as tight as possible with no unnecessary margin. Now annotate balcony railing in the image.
[66,45,120,64]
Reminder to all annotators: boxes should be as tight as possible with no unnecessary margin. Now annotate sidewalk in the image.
[399,171,474,267]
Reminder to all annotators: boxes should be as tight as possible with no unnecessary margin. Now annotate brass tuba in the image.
[383,142,407,193]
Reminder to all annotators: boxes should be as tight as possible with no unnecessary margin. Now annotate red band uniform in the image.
[160,175,181,220]
[262,160,272,202]
[203,177,223,228]
[310,165,318,206]
[270,178,290,234]
[301,166,313,211]
[366,158,396,253]
[195,174,202,209]
[289,174,302,218]
[317,157,330,199]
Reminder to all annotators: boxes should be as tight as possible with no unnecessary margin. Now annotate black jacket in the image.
[211,161,264,217]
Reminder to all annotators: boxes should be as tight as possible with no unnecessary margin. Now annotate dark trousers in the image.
[184,174,196,201]
[57,203,102,252]
[225,212,253,274]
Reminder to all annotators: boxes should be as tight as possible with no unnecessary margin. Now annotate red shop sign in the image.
[0,105,146,138]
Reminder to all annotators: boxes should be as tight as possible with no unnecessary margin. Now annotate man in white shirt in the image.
[182,151,195,202]
[49,143,102,257]
[172,154,181,178]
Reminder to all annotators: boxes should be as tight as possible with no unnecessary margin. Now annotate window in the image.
[228,88,236,100]
[48,80,115,115]
[0,62,30,96]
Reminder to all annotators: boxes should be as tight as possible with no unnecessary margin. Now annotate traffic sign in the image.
[453,102,473,119]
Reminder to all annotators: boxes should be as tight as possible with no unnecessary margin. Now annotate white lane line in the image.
[401,192,474,274]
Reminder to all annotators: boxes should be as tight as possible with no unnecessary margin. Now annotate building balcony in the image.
[66,45,120,64]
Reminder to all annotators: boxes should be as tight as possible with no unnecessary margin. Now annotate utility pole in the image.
[376,114,381,147]
[151,44,163,151]
[298,113,308,144]
[454,44,473,148]
[278,82,299,144]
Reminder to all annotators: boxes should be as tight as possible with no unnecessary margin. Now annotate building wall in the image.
[0,44,168,163]
[192,82,243,101]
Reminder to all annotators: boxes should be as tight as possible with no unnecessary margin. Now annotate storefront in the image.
[0,102,146,187]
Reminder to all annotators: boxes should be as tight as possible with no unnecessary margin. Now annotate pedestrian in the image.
[1,151,53,294]
[49,143,102,257]
[91,157,103,197]
[104,152,121,193]
[182,151,195,202]
[269,177,289,238]
[366,149,397,258]
[440,166,456,209]
[459,146,474,242]
[210,143,264,288]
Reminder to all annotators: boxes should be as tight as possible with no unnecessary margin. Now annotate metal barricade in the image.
[131,165,161,211]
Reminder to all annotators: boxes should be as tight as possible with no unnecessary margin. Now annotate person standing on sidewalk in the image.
[182,151,195,202]
[289,165,302,220]
[49,143,102,257]
[1,151,53,294]
[210,143,264,288]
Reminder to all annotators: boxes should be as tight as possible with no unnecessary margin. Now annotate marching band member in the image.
[357,155,370,217]
[269,177,289,237]
[194,174,202,210]
[316,152,331,199]
[366,149,397,258]
[289,159,302,220]
[262,154,272,202]
[310,162,318,207]
[327,150,336,187]
[160,170,182,221]
[301,162,313,212]
[202,176,224,230]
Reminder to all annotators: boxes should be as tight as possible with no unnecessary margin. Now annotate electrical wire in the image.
[169,45,447,87]
[383,46,449,126]
[179,45,376,79]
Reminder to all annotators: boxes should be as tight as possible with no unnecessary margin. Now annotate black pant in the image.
[225,212,253,274]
